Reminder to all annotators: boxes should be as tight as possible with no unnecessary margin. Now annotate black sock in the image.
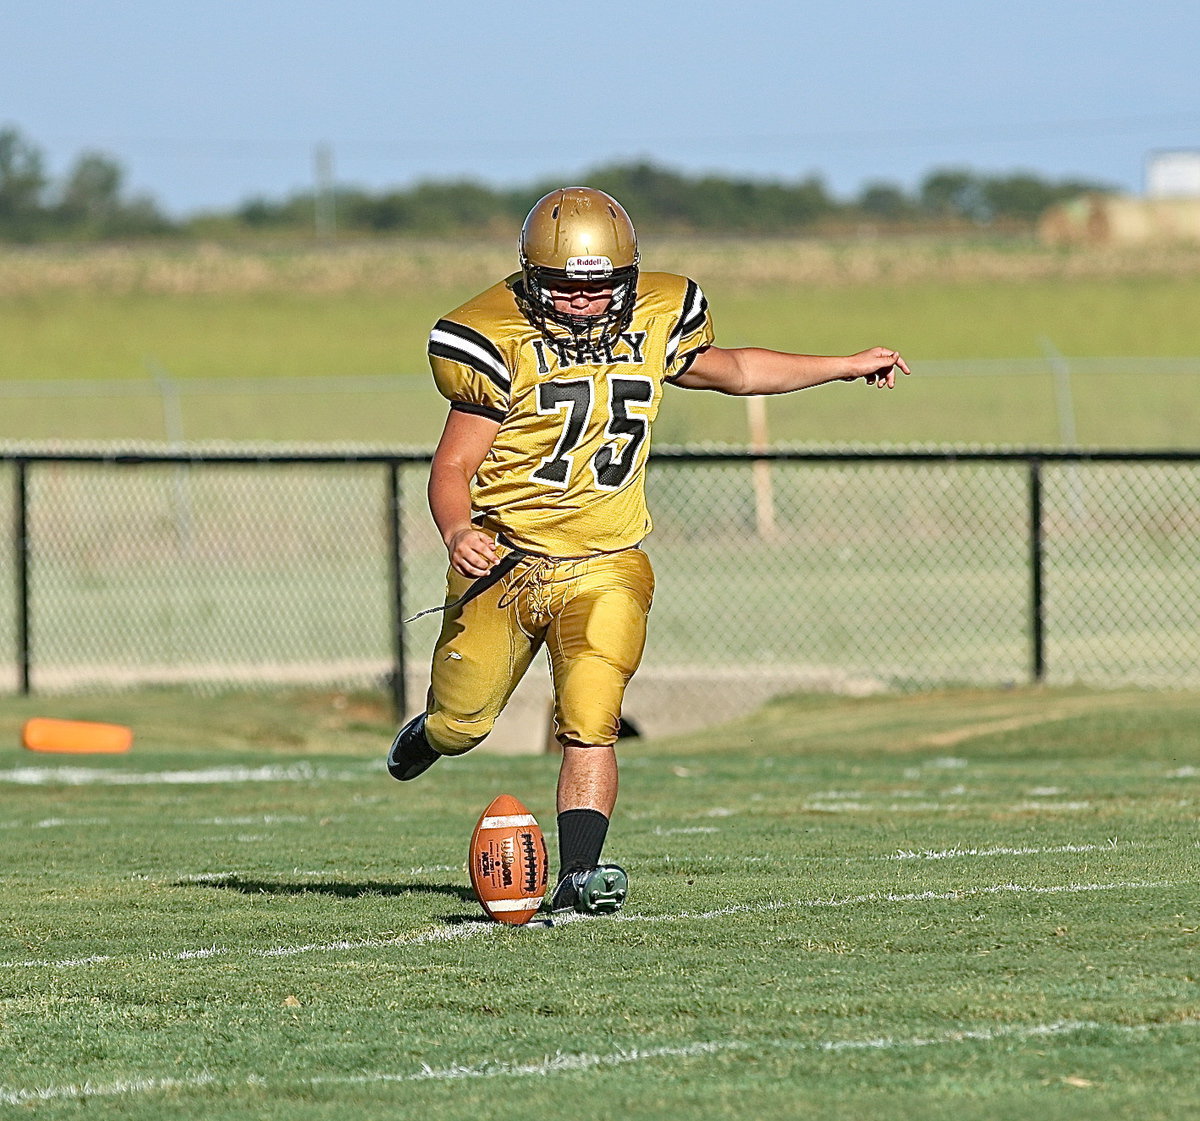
[557,809,609,877]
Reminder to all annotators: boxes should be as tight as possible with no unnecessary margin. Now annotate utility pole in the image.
[314,142,336,239]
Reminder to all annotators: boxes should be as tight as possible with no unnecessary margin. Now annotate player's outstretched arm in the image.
[675,344,910,396]
[429,408,502,577]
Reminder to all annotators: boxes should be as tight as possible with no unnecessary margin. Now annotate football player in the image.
[388,186,909,916]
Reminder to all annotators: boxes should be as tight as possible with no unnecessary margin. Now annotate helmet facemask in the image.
[516,187,639,352]
[520,258,639,349]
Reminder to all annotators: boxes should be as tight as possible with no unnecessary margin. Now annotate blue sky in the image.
[5,0,1199,217]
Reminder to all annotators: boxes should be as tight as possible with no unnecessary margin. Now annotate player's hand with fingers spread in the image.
[446,527,499,578]
[842,346,911,389]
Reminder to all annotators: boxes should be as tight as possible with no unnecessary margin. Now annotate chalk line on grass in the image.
[0,878,1176,973]
[0,1074,221,1108]
[1008,801,1092,811]
[4,1018,1199,1106]
[0,1045,734,1106]
[0,814,319,842]
[809,1016,1200,1053]
[802,799,1092,814]
[0,921,497,972]
[312,1040,737,1086]
[0,763,375,786]
[610,880,1173,927]
[886,842,1120,862]
[0,816,113,830]
[2,862,464,887]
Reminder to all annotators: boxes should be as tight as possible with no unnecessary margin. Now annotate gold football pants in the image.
[423,544,654,753]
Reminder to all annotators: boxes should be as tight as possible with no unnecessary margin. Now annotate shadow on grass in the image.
[178,874,476,904]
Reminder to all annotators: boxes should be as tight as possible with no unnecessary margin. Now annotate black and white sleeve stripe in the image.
[450,400,506,423]
[665,280,709,368]
[428,319,511,394]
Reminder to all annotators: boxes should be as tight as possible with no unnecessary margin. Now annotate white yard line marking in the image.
[314,1041,738,1085]
[0,1045,732,1106]
[3,953,117,969]
[0,1075,220,1107]
[2,863,464,886]
[802,800,1092,813]
[809,1016,1200,1053]
[4,1019,1198,1105]
[198,815,311,825]
[611,880,1172,927]
[0,814,313,835]
[887,842,1118,861]
[0,879,1174,973]
[1009,801,1092,811]
[0,816,113,830]
[0,763,375,786]
[0,921,497,971]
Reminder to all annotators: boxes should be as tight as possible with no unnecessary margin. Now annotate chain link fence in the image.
[3,449,1198,742]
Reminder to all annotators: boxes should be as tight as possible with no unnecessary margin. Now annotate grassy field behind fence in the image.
[2,238,1199,447]
[6,457,1196,697]
[0,685,1196,1120]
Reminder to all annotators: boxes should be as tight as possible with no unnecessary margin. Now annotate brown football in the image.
[468,794,549,925]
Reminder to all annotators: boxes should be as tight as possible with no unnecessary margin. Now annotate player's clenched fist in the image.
[446,527,498,577]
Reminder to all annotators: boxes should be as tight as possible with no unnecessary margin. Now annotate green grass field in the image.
[3,238,1199,447]
[1,685,1196,1120]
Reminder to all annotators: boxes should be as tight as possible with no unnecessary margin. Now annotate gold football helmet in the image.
[518,187,639,343]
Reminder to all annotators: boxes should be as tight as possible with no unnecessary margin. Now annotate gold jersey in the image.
[428,271,714,556]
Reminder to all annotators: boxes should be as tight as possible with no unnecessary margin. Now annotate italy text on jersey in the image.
[530,331,648,373]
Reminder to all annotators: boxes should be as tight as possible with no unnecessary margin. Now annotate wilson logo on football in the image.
[478,837,517,888]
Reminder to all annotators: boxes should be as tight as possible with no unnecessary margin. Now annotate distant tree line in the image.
[0,127,172,241]
[235,161,1112,237]
[0,125,1113,243]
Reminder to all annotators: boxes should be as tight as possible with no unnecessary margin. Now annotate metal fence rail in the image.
[4,449,1198,737]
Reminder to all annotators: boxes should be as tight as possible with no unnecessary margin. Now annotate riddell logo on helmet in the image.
[566,256,613,278]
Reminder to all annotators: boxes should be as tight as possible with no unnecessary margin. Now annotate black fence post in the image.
[1028,458,1046,683]
[386,461,407,720]
[14,459,31,695]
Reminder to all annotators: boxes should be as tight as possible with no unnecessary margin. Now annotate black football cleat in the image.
[386,713,441,781]
[549,864,628,915]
